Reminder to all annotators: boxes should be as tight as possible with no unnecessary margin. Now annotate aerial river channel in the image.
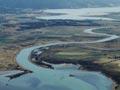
[0,27,119,90]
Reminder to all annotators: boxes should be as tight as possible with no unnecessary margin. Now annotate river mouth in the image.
[0,62,114,90]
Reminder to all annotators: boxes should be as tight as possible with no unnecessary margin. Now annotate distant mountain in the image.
[0,0,120,9]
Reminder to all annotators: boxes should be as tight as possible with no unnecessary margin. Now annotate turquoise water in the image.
[0,27,116,90]
[0,45,113,90]
[0,66,113,90]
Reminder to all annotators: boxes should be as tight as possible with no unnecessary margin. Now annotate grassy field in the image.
[56,52,87,56]
[55,51,88,60]
[93,27,120,36]
[40,45,120,86]
[0,47,19,70]
[41,45,104,63]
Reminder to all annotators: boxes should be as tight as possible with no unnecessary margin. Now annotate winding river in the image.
[0,27,119,90]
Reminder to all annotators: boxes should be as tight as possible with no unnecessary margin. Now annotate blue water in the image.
[0,45,113,90]
[0,27,116,90]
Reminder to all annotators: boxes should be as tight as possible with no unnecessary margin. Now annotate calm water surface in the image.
[0,6,120,90]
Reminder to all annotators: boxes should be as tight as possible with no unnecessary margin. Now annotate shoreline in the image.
[0,27,119,90]
[34,59,118,90]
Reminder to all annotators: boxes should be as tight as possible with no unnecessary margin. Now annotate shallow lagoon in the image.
[0,65,113,90]
[0,44,113,90]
